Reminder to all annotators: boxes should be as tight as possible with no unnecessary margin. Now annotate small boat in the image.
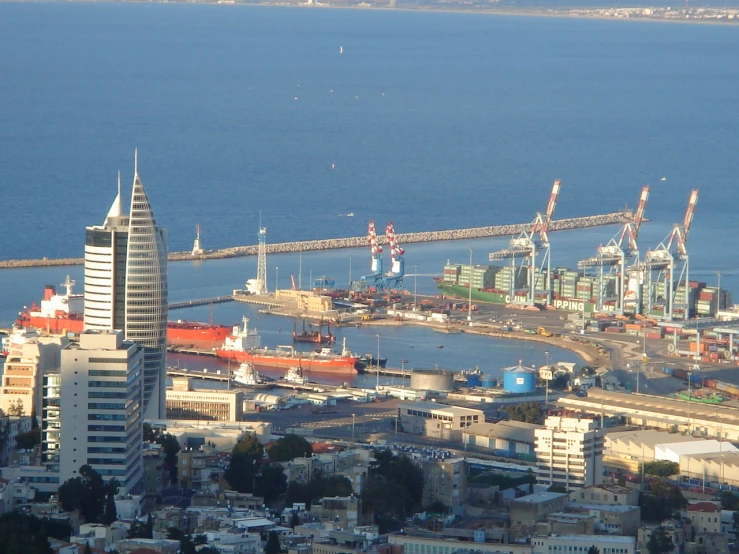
[437,345,444,349]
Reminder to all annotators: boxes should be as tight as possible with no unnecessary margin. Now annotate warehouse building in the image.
[397,401,483,439]
[462,420,542,460]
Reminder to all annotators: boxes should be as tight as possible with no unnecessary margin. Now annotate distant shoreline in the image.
[3,0,738,27]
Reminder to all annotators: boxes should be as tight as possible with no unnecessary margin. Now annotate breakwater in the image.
[0,211,632,269]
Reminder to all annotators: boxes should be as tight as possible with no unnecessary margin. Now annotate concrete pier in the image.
[0,211,632,269]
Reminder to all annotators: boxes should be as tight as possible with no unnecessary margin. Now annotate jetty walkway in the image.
[0,211,632,269]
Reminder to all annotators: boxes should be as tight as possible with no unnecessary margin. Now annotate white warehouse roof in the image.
[656,439,738,463]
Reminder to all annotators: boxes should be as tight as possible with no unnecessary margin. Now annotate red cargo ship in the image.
[216,317,358,373]
[17,280,231,347]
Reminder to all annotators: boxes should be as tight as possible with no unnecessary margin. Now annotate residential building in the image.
[397,401,483,439]
[569,484,638,506]
[541,512,596,536]
[462,421,541,460]
[531,534,635,554]
[566,503,641,536]
[0,333,67,417]
[637,522,683,554]
[686,502,722,536]
[59,330,144,494]
[310,496,361,528]
[421,457,466,515]
[535,415,604,489]
[509,492,569,528]
[0,415,32,466]
[142,447,167,495]
[0,477,36,514]
[166,388,243,422]
[388,532,531,554]
[84,156,168,419]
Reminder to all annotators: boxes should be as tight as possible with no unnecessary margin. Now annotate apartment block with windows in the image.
[59,330,144,494]
[535,415,604,490]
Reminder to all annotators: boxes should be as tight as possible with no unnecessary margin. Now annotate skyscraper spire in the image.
[105,171,123,220]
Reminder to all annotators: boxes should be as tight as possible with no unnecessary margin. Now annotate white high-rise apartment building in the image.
[535,415,604,490]
[59,330,144,494]
[84,153,168,419]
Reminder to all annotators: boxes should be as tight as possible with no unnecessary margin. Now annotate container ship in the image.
[437,262,731,318]
[215,317,359,373]
[16,280,231,347]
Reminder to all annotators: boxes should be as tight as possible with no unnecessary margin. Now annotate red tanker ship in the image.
[216,317,358,373]
[17,280,231,347]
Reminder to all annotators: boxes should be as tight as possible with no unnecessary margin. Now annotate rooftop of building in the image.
[687,501,721,513]
[464,420,543,443]
[561,389,739,428]
[398,401,483,416]
[511,492,568,505]
[567,503,639,513]
[681,450,739,465]
[538,534,635,543]
[547,512,596,521]
[605,428,707,449]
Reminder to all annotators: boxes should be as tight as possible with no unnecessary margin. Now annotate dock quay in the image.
[167,367,229,381]
[0,211,633,269]
[167,346,217,356]
[169,295,234,310]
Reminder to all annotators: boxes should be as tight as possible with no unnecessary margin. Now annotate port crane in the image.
[353,220,386,292]
[641,189,699,321]
[578,185,650,315]
[384,222,405,290]
[488,179,561,307]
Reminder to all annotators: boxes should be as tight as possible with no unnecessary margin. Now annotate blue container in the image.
[503,363,537,393]
[481,376,497,388]
[466,373,482,387]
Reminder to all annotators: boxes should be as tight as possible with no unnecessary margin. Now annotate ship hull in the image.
[436,281,603,314]
[19,316,230,347]
[215,349,358,373]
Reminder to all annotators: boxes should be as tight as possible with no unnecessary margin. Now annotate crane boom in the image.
[633,185,650,239]
[545,179,562,224]
[682,188,699,241]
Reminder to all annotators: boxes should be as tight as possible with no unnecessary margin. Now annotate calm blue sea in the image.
[1,4,738,379]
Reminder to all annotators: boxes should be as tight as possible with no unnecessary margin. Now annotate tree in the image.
[639,479,687,522]
[225,435,264,493]
[506,402,543,424]
[551,374,570,390]
[267,435,313,462]
[58,465,110,523]
[363,450,424,532]
[643,460,679,477]
[290,512,300,528]
[102,480,119,525]
[721,491,739,511]
[256,463,288,504]
[14,427,41,450]
[547,484,568,494]
[127,518,153,539]
[83,544,92,554]
[0,512,64,554]
[6,399,25,417]
[646,526,675,554]
[157,433,181,483]
[587,547,600,554]
[143,422,156,443]
[285,474,353,508]
[265,530,282,554]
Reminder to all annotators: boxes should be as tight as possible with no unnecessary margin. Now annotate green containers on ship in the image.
[459,264,499,289]
[443,264,462,284]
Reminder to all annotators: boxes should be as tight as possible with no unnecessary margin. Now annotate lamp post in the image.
[349,254,353,289]
[468,247,473,322]
[414,263,418,311]
[275,266,279,293]
[351,413,356,441]
[376,334,381,390]
[544,351,550,406]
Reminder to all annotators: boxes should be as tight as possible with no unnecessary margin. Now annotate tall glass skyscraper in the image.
[84,153,168,419]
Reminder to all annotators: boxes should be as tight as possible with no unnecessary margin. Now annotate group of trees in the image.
[643,461,679,477]
[127,514,154,539]
[224,434,290,504]
[469,468,536,492]
[639,478,687,523]
[285,473,353,508]
[143,423,180,484]
[58,465,119,524]
[646,526,675,554]
[362,449,424,533]
[0,512,72,554]
[506,402,544,424]
[166,527,220,554]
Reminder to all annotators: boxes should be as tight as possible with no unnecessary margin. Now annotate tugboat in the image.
[283,365,308,385]
[232,362,272,389]
[356,354,387,370]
